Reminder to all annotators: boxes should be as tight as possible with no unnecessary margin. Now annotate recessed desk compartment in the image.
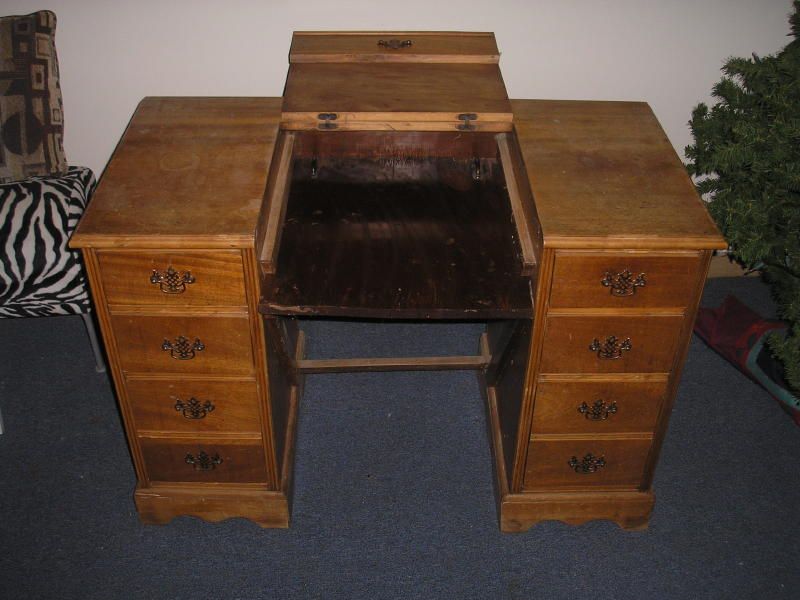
[260,131,537,319]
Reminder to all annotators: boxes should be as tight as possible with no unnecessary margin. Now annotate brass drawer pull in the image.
[174,396,215,419]
[377,38,412,49]
[589,336,631,360]
[185,451,222,471]
[578,399,618,421]
[601,269,646,296]
[569,453,606,474]
[162,336,205,360]
[150,266,196,294]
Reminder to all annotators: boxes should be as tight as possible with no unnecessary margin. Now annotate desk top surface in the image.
[513,99,724,249]
[72,97,282,248]
[73,96,723,251]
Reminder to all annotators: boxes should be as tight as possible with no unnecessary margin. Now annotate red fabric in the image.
[695,295,799,426]
[694,295,785,376]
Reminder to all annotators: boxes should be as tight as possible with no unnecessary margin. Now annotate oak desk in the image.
[71,32,724,531]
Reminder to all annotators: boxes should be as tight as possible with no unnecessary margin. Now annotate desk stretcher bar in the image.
[294,333,491,373]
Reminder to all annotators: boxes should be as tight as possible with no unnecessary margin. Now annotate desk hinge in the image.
[317,113,338,130]
[457,113,478,131]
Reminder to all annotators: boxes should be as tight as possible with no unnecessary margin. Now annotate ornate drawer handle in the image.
[185,451,222,471]
[162,336,205,360]
[174,396,215,419]
[578,399,618,421]
[569,453,606,474]
[589,336,632,360]
[150,266,195,294]
[377,38,412,49]
[601,270,646,297]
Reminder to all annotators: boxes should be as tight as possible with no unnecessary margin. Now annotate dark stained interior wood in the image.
[263,317,297,478]
[260,133,533,318]
[490,320,532,483]
[291,130,501,159]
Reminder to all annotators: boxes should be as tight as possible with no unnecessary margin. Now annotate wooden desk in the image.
[71,32,724,531]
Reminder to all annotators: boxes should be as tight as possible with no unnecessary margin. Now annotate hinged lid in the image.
[282,31,512,132]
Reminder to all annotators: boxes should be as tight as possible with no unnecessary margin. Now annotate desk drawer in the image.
[531,380,666,435]
[127,379,261,434]
[549,252,702,309]
[140,437,268,484]
[539,315,684,374]
[523,437,652,491]
[111,315,254,376]
[97,250,247,307]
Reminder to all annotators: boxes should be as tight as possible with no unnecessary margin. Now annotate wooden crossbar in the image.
[295,333,490,373]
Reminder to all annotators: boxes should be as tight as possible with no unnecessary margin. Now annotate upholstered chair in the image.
[0,11,105,432]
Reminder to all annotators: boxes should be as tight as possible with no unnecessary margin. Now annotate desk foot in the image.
[497,489,654,533]
[135,485,290,528]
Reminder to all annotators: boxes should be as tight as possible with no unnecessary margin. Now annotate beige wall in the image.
[3,0,794,175]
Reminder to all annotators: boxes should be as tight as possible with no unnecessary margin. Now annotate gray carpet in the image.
[0,277,797,600]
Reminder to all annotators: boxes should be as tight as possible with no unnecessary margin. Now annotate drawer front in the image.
[97,250,247,307]
[127,379,261,434]
[140,437,268,484]
[531,380,666,435]
[523,437,652,491]
[539,315,684,374]
[112,315,254,376]
[549,252,702,309]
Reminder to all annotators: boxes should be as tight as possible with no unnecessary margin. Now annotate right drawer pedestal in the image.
[496,250,710,532]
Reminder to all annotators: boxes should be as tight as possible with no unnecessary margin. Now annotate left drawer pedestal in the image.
[80,248,293,528]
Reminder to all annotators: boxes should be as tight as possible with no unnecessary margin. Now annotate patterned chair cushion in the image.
[0,166,95,317]
[0,10,67,183]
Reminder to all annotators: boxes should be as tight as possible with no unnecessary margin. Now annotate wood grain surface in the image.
[283,63,511,129]
[512,100,726,249]
[111,315,255,376]
[530,380,667,435]
[289,31,500,63]
[71,97,282,247]
[548,251,702,309]
[127,379,262,434]
[523,436,652,491]
[97,250,247,307]
[139,437,268,484]
[539,314,685,374]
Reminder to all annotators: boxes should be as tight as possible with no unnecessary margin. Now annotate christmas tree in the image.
[686,1,800,395]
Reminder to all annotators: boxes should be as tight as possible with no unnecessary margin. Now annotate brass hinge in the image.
[317,113,338,130]
[457,113,478,131]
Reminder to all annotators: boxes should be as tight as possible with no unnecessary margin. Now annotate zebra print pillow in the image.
[0,166,95,317]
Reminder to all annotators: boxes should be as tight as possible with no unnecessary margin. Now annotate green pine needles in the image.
[686,1,800,395]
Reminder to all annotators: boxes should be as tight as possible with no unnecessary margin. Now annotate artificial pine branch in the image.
[686,0,800,394]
